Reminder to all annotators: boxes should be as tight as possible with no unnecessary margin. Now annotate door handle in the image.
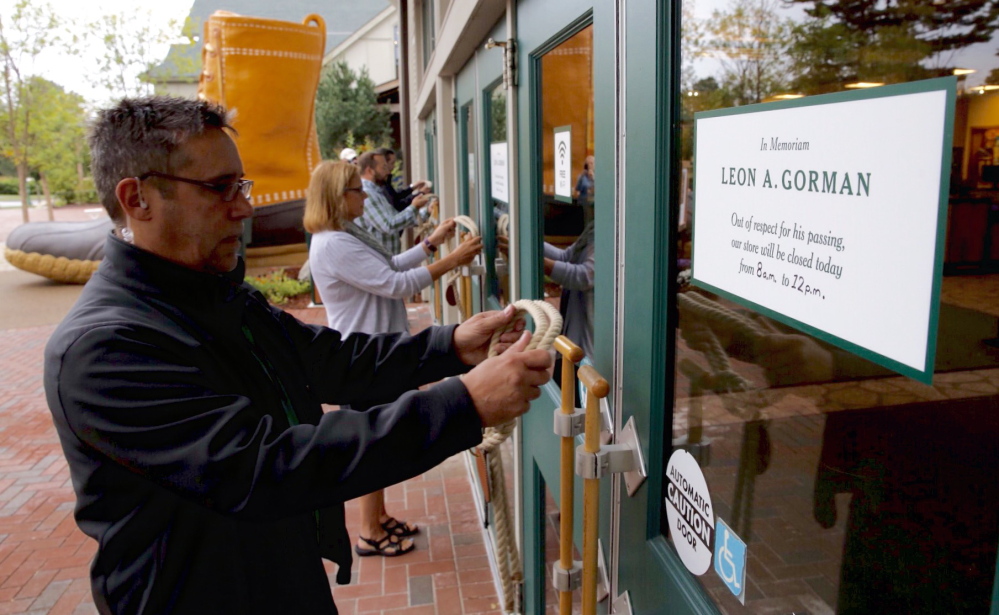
[552,336,585,615]
[578,364,610,615]
[549,341,647,615]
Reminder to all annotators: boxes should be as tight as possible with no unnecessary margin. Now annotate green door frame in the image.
[515,0,719,613]
[607,0,718,612]
[514,2,613,614]
[455,20,505,312]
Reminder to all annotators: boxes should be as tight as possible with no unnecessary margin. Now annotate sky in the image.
[1,0,194,105]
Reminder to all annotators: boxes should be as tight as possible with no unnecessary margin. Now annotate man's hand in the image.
[412,194,431,209]
[460,332,553,427]
[453,305,525,365]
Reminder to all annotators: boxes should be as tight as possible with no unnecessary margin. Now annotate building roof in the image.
[149,0,390,82]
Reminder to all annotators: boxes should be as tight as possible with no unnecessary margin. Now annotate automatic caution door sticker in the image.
[665,449,714,575]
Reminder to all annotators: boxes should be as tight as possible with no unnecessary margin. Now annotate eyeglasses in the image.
[344,187,366,195]
[137,171,254,202]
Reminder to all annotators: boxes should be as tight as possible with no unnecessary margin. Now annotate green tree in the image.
[0,0,59,222]
[787,1,999,93]
[680,77,734,159]
[83,10,187,99]
[314,61,392,159]
[25,77,88,213]
[680,0,707,95]
[489,88,506,143]
[705,0,793,106]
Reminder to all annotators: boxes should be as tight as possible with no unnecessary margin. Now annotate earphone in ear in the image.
[133,177,148,209]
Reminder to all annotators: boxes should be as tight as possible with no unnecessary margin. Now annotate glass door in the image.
[515,1,609,613]
[614,2,999,614]
[485,81,511,306]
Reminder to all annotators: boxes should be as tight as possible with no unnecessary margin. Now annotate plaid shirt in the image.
[358,178,422,255]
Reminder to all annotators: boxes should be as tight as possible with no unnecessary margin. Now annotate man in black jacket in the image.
[375,148,431,212]
[44,96,550,615]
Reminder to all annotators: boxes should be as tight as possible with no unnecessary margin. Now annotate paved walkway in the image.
[0,205,501,614]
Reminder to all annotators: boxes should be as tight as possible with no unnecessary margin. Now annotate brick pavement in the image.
[0,325,96,614]
[0,299,501,614]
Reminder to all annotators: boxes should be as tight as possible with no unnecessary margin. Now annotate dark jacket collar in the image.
[97,232,251,327]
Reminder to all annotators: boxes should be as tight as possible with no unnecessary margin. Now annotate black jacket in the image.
[44,236,482,614]
[382,179,416,212]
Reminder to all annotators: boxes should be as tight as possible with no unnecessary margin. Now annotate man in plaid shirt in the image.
[356,151,430,254]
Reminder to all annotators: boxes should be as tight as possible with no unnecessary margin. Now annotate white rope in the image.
[413,198,439,239]
[444,216,481,321]
[477,299,562,612]
[452,215,479,237]
[496,213,510,238]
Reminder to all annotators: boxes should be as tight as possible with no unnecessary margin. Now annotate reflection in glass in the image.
[538,24,595,360]
[463,103,478,221]
[669,2,999,613]
[458,102,482,315]
[488,84,511,305]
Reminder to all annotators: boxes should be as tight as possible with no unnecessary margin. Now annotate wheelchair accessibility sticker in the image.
[714,517,747,603]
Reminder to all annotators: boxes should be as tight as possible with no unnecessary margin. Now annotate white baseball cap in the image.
[339,148,358,163]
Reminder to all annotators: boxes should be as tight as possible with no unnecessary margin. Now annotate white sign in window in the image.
[554,126,572,202]
[490,142,509,204]
[692,78,954,384]
[665,449,714,576]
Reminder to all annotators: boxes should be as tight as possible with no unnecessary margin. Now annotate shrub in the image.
[57,177,98,205]
[0,177,20,195]
[244,269,311,305]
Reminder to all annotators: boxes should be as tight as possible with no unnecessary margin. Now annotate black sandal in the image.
[381,516,419,538]
[354,534,415,557]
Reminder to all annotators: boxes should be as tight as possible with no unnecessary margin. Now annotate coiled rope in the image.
[412,197,439,239]
[476,299,562,612]
[677,292,767,419]
[496,213,510,238]
[451,215,479,239]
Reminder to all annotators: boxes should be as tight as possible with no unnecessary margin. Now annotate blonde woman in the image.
[304,160,482,556]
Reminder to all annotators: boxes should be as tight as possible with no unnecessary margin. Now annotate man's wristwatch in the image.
[423,239,438,253]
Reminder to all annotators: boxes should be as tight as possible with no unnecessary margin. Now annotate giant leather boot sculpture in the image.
[198,11,326,268]
[3,11,325,283]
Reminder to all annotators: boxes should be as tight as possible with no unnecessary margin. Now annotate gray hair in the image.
[88,96,233,224]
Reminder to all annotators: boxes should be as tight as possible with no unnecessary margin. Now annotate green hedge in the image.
[56,178,98,205]
[244,270,311,305]
[0,177,19,195]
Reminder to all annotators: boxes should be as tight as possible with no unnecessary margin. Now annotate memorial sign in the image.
[692,78,955,383]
